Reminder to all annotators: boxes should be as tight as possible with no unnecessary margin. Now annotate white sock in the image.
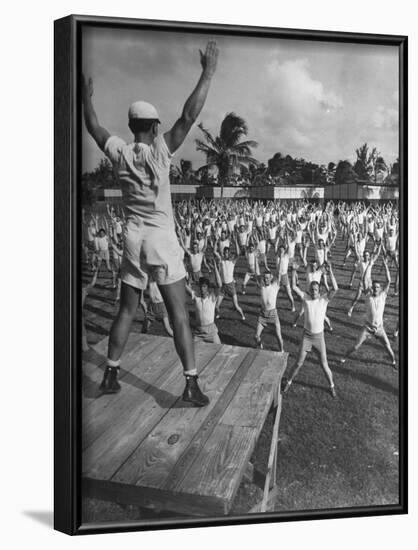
[107,358,121,368]
[184,369,198,377]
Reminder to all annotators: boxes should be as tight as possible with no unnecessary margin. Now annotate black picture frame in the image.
[54,14,408,536]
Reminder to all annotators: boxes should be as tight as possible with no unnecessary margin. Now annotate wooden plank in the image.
[261,394,283,512]
[83,477,226,518]
[161,350,258,493]
[81,334,160,407]
[248,485,281,514]
[82,337,176,448]
[177,424,258,513]
[219,352,287,429]
[112,346,251,490]
[83,341,220,480]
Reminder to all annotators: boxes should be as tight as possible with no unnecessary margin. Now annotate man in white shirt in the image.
[292,260,333,332]
[347,244,381,317]
[213,242,246,321]
[282,261,339,398]
[187,277,221,344]
[275,244,296,312]
[340,258,396,367]
[254,270,284,352]
[82,41,219,406]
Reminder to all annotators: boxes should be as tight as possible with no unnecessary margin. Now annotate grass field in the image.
[82,229,399,522]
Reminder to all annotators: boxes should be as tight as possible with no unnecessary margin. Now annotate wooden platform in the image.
[82,334,288,516]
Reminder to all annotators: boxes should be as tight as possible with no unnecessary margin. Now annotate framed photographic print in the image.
[54,14,407,535]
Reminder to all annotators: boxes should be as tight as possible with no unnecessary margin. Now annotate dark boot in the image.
[100,366,121,394]
[182,375,209,407]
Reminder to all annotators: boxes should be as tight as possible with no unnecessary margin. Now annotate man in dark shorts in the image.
[282,262,339,398]
[254,270,284,351]
[213,241,246,321]
[340,257,396,368]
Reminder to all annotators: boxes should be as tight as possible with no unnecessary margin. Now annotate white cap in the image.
[128,101,160,122]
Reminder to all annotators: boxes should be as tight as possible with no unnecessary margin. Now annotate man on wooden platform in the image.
[82,41,219,406]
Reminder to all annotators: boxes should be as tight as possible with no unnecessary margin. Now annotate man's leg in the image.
[159,278,209,406]
[91,258,101,287]
[340,327,369,363]
[343,247,351,266]
[394,256,399,295]
[274,320,284,352]
[242,272,251,294]
[232,293,245,320]
[315,341,336,396]
[322,272,330,292]
[108,282,140,360]
[349,264,357,287]
[348,285,362,317]
[101,282,140,393]
[282,339,308,393]
[158,278,195,373]
[377,329,396,366]
[284,283,295,312]
[215,294,224,318]
[255,321,264,348]
[324,315,333,332]
[162,315,174,337]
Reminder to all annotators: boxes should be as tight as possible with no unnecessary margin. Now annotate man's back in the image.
[104,134,174,228]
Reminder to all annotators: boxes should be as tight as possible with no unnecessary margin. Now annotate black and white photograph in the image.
[54,14,406,534]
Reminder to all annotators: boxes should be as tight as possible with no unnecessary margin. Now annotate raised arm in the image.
[82,76,111,151]
[291,264,304,299]
[164,41,219,154]
[325,262,338,300]
[212,258,222,288]
[382,257,391,294]
[371,241,382,263]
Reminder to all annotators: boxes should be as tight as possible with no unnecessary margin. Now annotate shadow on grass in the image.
[331,363,398,396]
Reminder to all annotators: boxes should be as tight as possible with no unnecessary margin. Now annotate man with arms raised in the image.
[254,269,284,352]
[82,41,219,406]
[340,257,396,367]
[282,261,339,398]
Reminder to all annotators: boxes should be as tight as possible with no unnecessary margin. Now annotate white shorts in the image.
[121,217,186,290]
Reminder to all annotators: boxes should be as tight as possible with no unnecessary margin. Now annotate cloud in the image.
[256,57,343,159]
[81,30,399,172]
[372,106,398,130]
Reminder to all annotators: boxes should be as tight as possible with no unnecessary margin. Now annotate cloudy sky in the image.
[81,26,399,173]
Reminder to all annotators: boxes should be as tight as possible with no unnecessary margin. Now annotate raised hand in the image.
[82,74,94,100]
[199,40,219,78]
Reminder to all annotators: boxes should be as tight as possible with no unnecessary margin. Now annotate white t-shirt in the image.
[104,134,174,229]
[260,282,279,311]
[238,230,249,246]
[192,293,217,326]
[315,247,326,265]
[246,251,257,272]
[303,294,329,334]
[220,260,235,284]
[257,240,266,254]
[190,252,204,272]
[95,236,109,251]
[276,253,290,275]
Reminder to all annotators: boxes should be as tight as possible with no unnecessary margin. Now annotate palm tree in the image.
[354,143,379,181]
[195,112,259,198]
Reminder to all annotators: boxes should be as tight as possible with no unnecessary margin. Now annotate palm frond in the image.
[197,123,220,152]
[220,112,249,146]
[233,140,258,150]
[195,139,219,157]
